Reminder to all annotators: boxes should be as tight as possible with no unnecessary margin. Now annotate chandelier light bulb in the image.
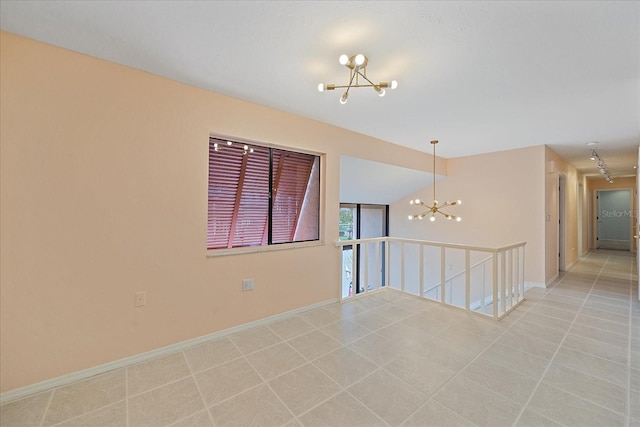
[429,216,436,222]
[340,92,349,104]
[354,54,365,66]
[415,199,420,204]
[377,88,386,97]
[390,80,398,89]
[457,200,462,205]
[456,217,462,222]
[408,215,413,220]
[317,83,325,92]
[338,54,349,65]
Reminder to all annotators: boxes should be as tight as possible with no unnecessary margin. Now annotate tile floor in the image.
[1,250,638,427]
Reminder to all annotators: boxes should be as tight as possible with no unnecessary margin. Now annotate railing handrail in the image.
[335,236,526,253]
[423,255,493,295]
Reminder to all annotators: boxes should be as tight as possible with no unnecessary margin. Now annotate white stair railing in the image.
[335,237,526,320]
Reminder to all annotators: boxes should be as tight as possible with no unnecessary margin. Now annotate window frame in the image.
[207,134,324,257]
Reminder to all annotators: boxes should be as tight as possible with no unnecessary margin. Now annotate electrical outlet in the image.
[135,291,146,307]
[242,279,254,291]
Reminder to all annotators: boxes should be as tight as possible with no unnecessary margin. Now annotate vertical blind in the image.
[207,138,318,250]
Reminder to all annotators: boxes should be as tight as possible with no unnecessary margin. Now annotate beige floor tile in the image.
[183,338,242,373]
[0,391,52,427]
[322,299,369,318]
[580,306,629,324]
[267,316,315,340]
[370,302,415,322]
[194,358,262,407]
[496,329,559,360]
[518,311,573,332]
[349,332,400,366]
[286,330,342,361]
[43,369,125,426]
[55,401,126,427]
[526,304,577,322]
[229,326,282,354]
[632,368,640,392]
[383,348,461,397]
[168,410,213,427]
[480,342,550,380]
[574,313,630,336]
[127,353,191,396]
[461,357,538,404]
[128,377,204,427]
[553,346,629,388]
[298,308,341,328]
[246,342,306,380]
[298,391,386,427]
[350,310,394,331]
[403,399,475,427]
[528,383,626,426]
[562,334,628,365]
[375,322,433,351]
[542,364,627,415]
[434,375,522,427]
[542,292,584,307]
[569,323,628,348]
[313,347,377,388]
[348,369,427,426]
[515,409,564,426]
[208,384,293,427]
[269,364,341,416]
[509,318,567,345]
[320,319,370,344]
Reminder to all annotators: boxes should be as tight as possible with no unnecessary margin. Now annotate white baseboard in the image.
[0,297,338,405]
[525,281,547,289]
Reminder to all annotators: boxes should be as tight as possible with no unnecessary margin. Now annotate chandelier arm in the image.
[355,70,380,89]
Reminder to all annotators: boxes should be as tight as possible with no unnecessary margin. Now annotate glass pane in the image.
[339,206,356,241]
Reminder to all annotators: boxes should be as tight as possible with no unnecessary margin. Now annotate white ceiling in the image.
[2,0,639,189]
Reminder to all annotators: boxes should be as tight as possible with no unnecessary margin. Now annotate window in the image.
[207,137,320,250]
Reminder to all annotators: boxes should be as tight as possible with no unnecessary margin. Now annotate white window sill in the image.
[207,240,325,257]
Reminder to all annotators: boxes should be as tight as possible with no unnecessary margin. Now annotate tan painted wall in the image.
[544,147,581,283]
[0,32,440,392]
[390,145,547,286]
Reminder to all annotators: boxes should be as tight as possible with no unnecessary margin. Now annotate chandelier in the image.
[317,54,397,104]
[408,140,462,222]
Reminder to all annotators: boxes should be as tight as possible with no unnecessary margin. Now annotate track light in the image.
[588,145,613,183]
[318,54,397,104]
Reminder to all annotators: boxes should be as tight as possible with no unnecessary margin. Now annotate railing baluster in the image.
[400,241,405,292]
[440,246,446,304]
[375,241,380,290]
[419,243,424,298]
[465,249,470,311]
[492,252,498,320]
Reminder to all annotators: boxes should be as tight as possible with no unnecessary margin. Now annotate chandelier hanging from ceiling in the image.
[317,54,397,104]
[408,140,462,222]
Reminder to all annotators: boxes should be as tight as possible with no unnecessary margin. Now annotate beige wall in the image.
[0,32,439,392]
[390,145,547,286]
[544,147,581,283]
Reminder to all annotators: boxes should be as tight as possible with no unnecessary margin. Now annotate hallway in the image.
[0,250,638,426]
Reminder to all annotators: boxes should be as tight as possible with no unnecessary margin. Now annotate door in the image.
[596,189,632,250]
[339,204,389,297]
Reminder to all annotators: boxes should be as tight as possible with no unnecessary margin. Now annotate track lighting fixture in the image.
[588,143,613,183]
[318,54,397,104]
[408,140,462,222]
